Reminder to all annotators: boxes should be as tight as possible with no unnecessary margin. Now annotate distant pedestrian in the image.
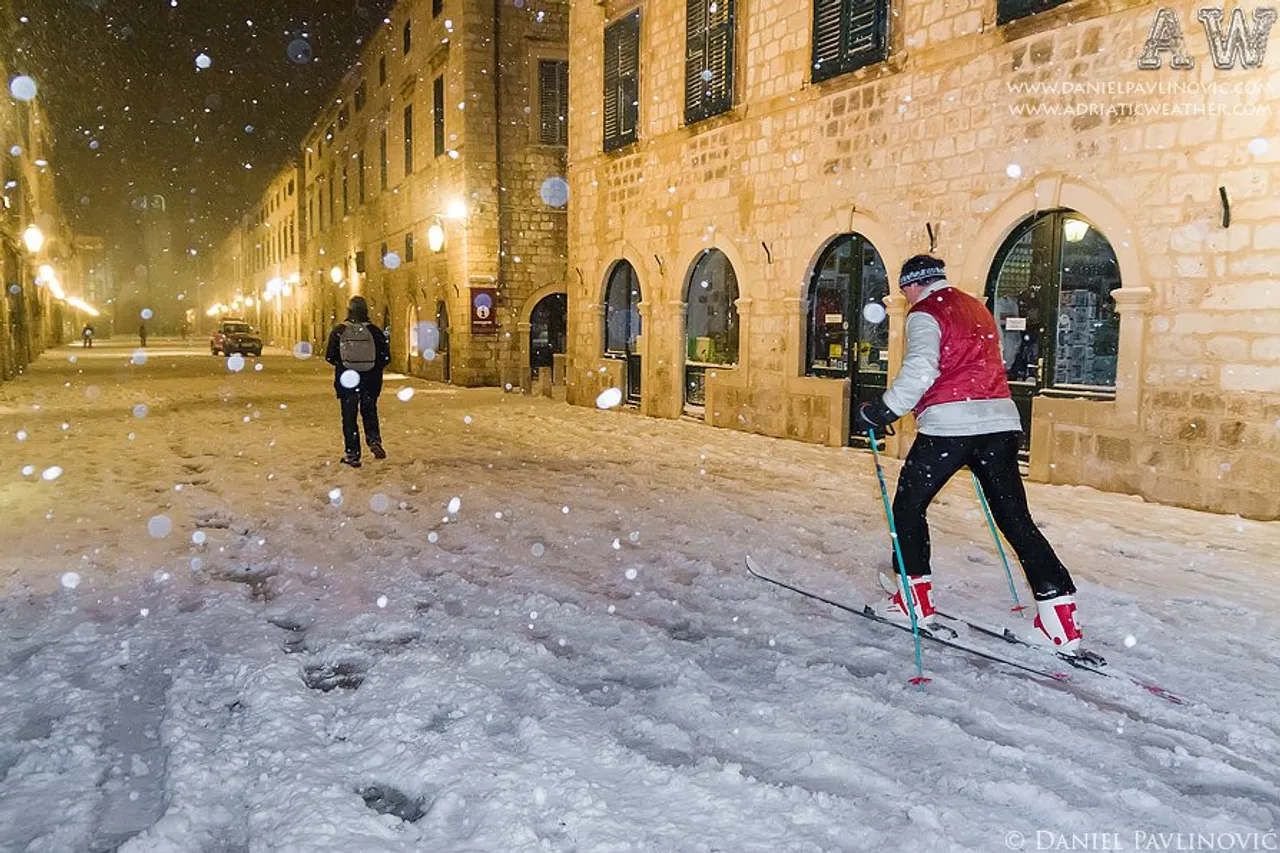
[82,324,94,348]
[139,322,148,348]
[325,295,391,468]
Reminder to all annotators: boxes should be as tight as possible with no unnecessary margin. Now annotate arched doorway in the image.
[603,261,642,405]
[683,249,739,414]
[435,300,451,383]
[404,304,420,374]
[986,209,1122,452]
[806,233,891,444]
[529,293,568,382]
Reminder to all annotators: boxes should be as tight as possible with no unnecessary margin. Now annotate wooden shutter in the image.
[685,0,708,120]
[996,0,1069,24]
[433,76,446,156]
[812,0,887,83]
[539,60,569,145]
[686,0,734,123]
[556,61,569,145]
[812,0,845,81]
[705,0,734,117]
[618,12,639,143]
[603,21,621,149]
[604,11,640,151]
[845,0,887,68]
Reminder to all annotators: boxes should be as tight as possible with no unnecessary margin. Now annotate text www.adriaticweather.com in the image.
[1008,102,1272,117]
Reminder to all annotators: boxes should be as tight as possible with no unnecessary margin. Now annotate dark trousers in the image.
[340,391,381,457]
[891,431,1075,600]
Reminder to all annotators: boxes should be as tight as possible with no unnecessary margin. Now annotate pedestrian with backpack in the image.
[325,295,391,468]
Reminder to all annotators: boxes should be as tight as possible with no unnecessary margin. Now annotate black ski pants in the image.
[339,390,382,457]
[890,430,1075,600]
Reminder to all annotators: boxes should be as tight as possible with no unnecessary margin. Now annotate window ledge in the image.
[806,52,907,91]
[680,107,743,136]
[603,140,641,157]
[1039,386,1116,401]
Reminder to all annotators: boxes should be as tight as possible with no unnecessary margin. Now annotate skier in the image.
[325,295,391,468]
[81,324,94,348]
[854,254,1083,654]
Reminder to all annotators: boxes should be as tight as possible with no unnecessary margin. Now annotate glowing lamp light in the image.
[1063,218,1090,243]
[444,198,468,220]
[330,265,345,284]
[427,222,445,252]
[22,224,45,253]
[37,263,55,282]
[244,297,254,307]
[66,297,100,317]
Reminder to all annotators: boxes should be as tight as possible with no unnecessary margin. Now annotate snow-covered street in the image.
[2,340,1279,853]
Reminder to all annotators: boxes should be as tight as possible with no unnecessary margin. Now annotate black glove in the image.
[855,399,898,436]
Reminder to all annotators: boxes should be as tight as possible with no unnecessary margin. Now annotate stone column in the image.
[1111,286,1154,430]
[783,296,805,377]
[517,320,533,393]
[665,299,687,419]
[884,291,911,458]
[635,300,650,414]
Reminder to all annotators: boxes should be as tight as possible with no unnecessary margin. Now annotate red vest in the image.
[909,286,1011,415]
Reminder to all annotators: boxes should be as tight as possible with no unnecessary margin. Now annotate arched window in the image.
[603,261,641,354]
[530,293,568,371]
[987,210,1122,445]
[805,233,890,441]
[684,249,739,408]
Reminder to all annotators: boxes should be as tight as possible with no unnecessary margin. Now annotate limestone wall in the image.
[566,0,1280,518]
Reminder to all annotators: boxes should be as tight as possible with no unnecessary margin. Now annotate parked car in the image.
[211,319,263,357]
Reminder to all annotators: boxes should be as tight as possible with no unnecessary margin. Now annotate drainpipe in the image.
[492,0,507,379]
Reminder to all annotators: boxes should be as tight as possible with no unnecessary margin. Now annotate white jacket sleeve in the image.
[882,311,942,417]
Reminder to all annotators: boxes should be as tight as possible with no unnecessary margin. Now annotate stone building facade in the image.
[566,0,1280,519]
[241,164,306,346]
[296,0,570,386]
[2,9,73,380]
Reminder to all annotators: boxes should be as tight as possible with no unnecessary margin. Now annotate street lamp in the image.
[427,221,446,252]
[330,265,345,284]
[22,224,44,253]
[1063,218,1090,243]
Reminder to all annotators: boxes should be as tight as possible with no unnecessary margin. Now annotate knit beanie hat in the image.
[899,254,946,288]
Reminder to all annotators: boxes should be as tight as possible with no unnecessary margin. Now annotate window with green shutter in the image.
[996,0,1070,25]
[685,0,735,124]
[603,11,641,152]
[811,0,888,83]
[539,60,569,146]
[434,76,446,156]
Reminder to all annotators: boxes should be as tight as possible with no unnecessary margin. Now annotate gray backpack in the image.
[339,322,378,372]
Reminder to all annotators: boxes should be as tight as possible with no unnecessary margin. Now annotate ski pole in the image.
[970,470,1027,615]
[867,427,929,686]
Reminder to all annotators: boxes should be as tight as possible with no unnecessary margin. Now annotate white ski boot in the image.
[1034,593,1083,655]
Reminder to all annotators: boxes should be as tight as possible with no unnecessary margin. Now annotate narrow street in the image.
[2,340,1279,852]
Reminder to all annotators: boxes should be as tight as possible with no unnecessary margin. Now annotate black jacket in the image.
[325,321,391,397]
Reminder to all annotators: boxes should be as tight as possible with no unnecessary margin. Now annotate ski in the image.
[935,608,1188,706]
[745,557,1074,685]
[873,572,1189,706]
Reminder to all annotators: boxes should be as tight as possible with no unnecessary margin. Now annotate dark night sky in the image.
[12,0,394,258]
